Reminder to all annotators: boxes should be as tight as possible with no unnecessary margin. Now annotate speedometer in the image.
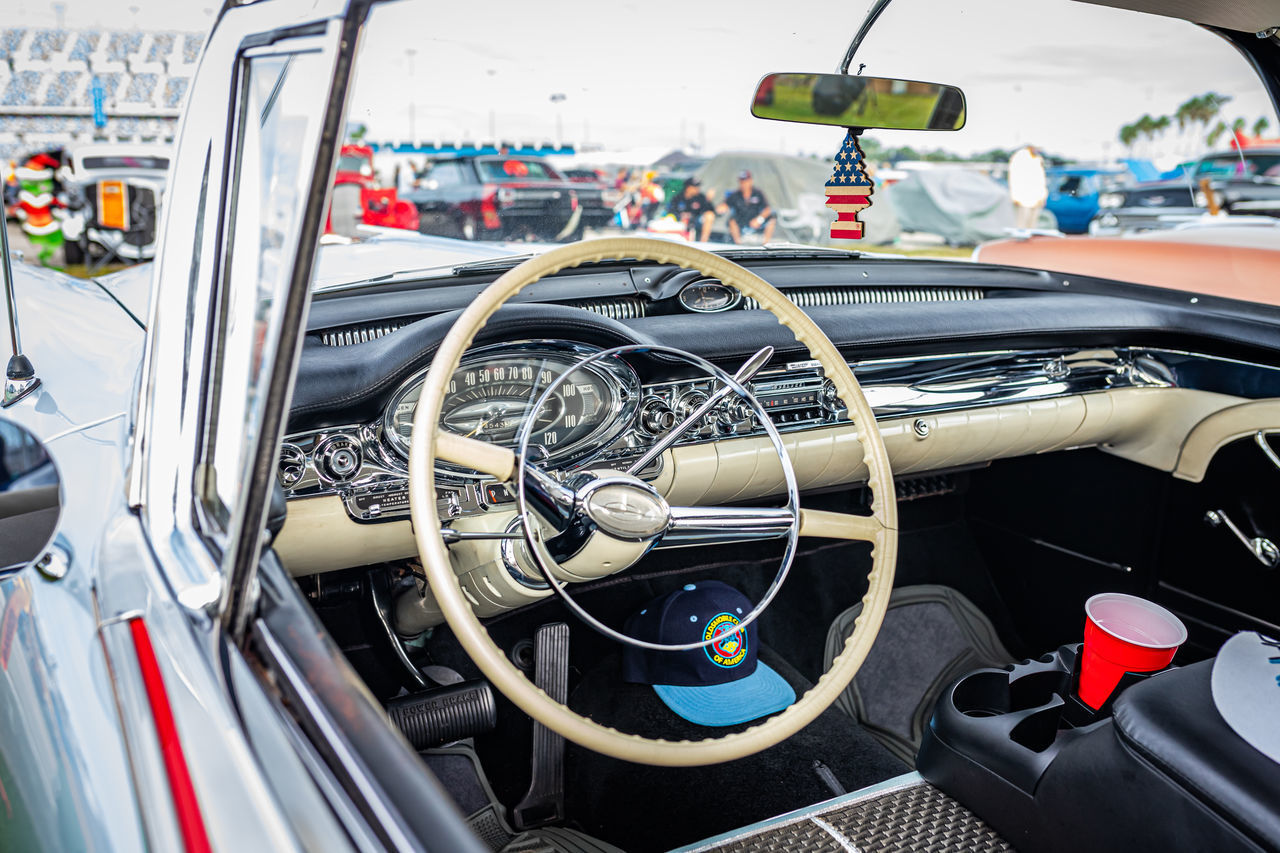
[382,342,641,472]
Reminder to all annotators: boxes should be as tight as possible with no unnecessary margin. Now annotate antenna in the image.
[0,221,39,407]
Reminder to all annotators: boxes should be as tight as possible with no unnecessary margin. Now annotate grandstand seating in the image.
[0,26,205,162]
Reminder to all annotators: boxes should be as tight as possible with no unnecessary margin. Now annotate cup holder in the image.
[928,645,1101,794]
[1009,705,1064,753]
[952,667,1070,719]
[953,671,1012,718]
[1009,669,1070,711]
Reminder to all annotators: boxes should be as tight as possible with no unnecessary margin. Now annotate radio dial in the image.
[316,435,362,483]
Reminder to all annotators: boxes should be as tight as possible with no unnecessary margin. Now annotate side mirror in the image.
[752,73,966,131]
[0,417,61,573]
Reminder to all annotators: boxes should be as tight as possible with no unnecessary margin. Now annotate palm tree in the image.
[1192,93,1232,148]
[1118,122,1139,152]
[1152,115,1172,153]
[1207,120,1228,148]
[1253,116,1271,138]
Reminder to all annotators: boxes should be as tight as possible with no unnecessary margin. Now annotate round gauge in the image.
[383,343,640,472]
[678,280,741,313]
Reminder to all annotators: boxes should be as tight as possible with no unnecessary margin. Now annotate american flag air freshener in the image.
[825,131,873,239]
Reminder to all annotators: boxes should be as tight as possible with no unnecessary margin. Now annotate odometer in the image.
[383,342,640,471]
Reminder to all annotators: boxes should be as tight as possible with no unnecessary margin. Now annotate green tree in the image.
[1118,122,1138,151]
[1207,120,1228,147]
[1252,116,1271,138]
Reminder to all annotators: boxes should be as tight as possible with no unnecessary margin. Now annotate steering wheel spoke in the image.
[663,504,795,546]
[435,430,516,481]
[798,507,886,542]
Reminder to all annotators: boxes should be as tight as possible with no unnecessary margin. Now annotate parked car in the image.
[1091,146,1280,234]
[973,220,1280,304]
[57,143,171,265]
[405,155,617,241]
[1044,166,1126,234]
[327,144,420,235]
[2,2,1279,853]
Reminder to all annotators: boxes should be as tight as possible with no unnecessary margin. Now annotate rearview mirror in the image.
[752,73,966,131]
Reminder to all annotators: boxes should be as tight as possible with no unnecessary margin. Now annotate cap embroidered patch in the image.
[705,613,747,668]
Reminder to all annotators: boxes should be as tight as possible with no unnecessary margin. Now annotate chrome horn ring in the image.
[512,343,801,652]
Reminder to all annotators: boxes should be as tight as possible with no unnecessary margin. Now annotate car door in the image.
[128,3,488,849]
[118,2,388,850]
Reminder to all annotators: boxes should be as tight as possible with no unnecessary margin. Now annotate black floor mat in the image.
[823,584,1013,766]
[564,646,908,853]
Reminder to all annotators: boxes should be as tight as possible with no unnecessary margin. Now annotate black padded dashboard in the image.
[291,256,1280,432]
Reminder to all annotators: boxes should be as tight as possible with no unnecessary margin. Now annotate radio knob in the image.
[640,398,677,434]
[716,401,751,432]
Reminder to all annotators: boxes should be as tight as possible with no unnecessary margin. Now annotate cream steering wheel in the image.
[409,237,897,767]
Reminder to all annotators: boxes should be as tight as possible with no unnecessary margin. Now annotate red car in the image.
[327,144,419,234]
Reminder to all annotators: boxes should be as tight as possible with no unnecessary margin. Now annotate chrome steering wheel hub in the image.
[511,342,802,653]
[579,477,671,541]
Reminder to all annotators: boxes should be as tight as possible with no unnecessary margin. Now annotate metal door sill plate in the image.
[672,773,1012,852]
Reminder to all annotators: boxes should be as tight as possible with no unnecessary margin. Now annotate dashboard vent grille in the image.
[563,295,648,320]
[317,296,648,346]
[742,286,984,310]
[320,322,407,347]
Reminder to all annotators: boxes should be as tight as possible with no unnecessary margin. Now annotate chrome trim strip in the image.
[280,345,1280,527]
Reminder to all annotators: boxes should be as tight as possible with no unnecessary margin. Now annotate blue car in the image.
[1046,167,1125,233]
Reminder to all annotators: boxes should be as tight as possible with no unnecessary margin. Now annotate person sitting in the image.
[719,169,775,244]
[667,177,717,242]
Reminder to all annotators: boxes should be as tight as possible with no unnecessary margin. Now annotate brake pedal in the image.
[512,622,570,830]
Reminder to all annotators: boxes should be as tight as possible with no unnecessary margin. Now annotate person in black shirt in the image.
[719,169,775,244]
[668,177,717,242]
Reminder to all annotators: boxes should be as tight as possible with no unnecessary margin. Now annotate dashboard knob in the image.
[675,390,709,419]
[316,435,362,483]
[277,443,306,488]
[718,401,752,427]
[640,398,677,434]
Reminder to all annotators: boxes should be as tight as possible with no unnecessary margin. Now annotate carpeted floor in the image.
[563,646,908,853]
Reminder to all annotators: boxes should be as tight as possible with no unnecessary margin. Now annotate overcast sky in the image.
[14,0,1278,165]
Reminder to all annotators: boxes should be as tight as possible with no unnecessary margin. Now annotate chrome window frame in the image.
[128,0,359,619]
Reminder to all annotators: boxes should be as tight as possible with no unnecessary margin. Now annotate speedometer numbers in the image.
[441,363,605,450]
[383,343,639,470]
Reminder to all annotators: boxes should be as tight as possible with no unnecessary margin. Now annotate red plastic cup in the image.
[1078,593,1187,710]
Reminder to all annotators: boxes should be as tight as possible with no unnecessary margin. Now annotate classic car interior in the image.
[252,1,1280,851]
[267,241,1280,850]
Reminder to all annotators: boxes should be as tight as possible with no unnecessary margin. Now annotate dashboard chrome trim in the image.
[279,345,1280,526]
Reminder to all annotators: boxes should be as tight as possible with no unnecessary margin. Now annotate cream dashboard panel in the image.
[275,386,1250,576]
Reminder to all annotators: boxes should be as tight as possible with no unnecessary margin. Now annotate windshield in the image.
[80,155,169,171]
[337,154,371,173]
[1197,153,1280,178]
[476,158,562,181]
[332,0,1277,296]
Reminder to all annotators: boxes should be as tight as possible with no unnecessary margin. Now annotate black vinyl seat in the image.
[1112,659,1280,851]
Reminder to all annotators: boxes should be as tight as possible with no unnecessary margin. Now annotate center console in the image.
[918,647,1280,852]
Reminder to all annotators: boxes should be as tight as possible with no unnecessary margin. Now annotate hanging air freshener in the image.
[825,130,873,240]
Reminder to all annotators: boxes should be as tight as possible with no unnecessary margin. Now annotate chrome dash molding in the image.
[278,346,1274,525]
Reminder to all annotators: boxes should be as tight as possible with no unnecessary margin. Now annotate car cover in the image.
[890,167,1029,245]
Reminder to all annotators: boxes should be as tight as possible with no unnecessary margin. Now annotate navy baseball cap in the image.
[622,581,795,727]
